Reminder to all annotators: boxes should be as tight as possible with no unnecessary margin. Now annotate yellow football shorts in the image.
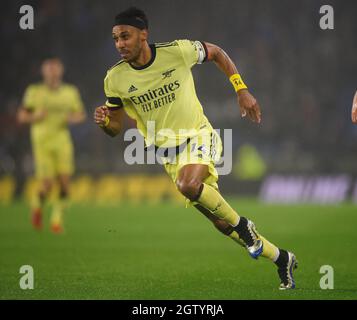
[33,141,74,179]
[161,127,223,205]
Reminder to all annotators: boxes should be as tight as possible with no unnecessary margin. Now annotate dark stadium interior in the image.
[1,0,357,302]
[0,0,356,192]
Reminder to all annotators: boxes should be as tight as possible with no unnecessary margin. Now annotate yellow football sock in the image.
[32,195,40,210]
[51,209,62,226]
[260,236,280,262]
[197,184,280,263]
[50,198,66,226]
[228,230,245,247]
[32,191,45,209]
[197,184,240,226]
[229,232,279,262]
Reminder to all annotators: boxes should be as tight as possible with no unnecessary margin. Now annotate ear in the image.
[140,29,148,41]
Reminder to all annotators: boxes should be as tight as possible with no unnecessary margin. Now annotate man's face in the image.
[112,25,147,62]
[41,59,64,83]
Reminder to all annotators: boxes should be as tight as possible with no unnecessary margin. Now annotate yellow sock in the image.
[197,184,240,226]
[197,184,280,262]
[259,236,280,262]
[229,229,279,262]
[32,194,39,209]
[228,230,245,247]
[32,191,45,209]
[50,198,66,226]
[51,209,63,226]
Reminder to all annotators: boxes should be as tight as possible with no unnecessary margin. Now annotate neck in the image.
[130,42,151,67]
[45,79,61,90]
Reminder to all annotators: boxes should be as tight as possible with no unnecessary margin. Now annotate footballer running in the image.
[94,7,297,289]
[18,58,86,233]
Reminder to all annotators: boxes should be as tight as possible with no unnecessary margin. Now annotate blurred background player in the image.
[17,57,86,233]
[94,7,297,289]
[352,90,357,124]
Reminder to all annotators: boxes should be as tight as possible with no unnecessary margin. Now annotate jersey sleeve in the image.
[104,72,124,109]
[176,39,208,68]
[22,85,37,111]
[70,86,84,112]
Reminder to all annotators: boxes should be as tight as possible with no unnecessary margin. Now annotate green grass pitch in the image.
[1,199,357,299]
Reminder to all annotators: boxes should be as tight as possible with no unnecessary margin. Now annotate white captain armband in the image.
[194,41,208,64]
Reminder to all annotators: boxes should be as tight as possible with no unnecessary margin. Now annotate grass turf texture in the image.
[1,199,357,300]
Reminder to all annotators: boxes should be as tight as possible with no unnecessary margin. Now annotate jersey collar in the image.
[129,44,156,70]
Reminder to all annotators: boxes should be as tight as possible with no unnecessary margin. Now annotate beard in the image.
[121,43,142,63]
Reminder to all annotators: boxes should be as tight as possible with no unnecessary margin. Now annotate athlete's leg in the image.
[31,178,53,230]
[195,202,283,259]
[175,164,233,230]
[31,143,56,229]
[39,178,53,202]
[176,163,280,260]
[176,163,297,288]
[177,164,240,225]
[194,203,245,247]
[50,140,74,233]
[50,174,70,233]
[176,164,261,252]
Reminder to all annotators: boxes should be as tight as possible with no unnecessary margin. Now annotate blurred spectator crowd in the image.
[0,0,356,189]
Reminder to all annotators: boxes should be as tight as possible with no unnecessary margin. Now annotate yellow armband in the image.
[229,74,248,92]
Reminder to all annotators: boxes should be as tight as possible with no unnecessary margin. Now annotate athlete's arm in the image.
[204,42,261,124]
[352,90,357,124]
[94,105,124,137]
[17,107,47,124]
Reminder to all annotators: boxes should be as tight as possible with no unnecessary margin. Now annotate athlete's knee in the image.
[59,188,69,199]
[58,175,70,198]
[176,178,203,201]
[41,179,53,195]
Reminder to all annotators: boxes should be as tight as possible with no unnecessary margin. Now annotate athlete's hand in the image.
[32,110,47,122]
[237,89,261,124]
[352,102,357,124]
[94,106,109,126]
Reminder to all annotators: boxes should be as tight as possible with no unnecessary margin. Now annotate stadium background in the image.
[0,0,357,300]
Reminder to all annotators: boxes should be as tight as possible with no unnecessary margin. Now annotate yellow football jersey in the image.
[104,39,212,147]
[22,83,84,147]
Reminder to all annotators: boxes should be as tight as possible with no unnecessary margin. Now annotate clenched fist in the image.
[94,106,109,126]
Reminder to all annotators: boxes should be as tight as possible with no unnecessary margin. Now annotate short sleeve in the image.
[70,87,84,112]
[22,85,37,110]
[176,39,208,68]
[104,72,123,109]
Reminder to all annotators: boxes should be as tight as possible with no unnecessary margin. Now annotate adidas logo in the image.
[128,85,138,93]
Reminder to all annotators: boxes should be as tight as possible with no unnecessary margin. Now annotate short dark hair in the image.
[114,7,148,29]
[41,56,63,67]
[42,56,62,62]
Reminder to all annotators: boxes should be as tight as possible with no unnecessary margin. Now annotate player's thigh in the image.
[57,174,71,192]
[54,142,74,176]
[178,133,221,188]
[33,146,55,179]
[177,163,209,184]
[164,161,218,190]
